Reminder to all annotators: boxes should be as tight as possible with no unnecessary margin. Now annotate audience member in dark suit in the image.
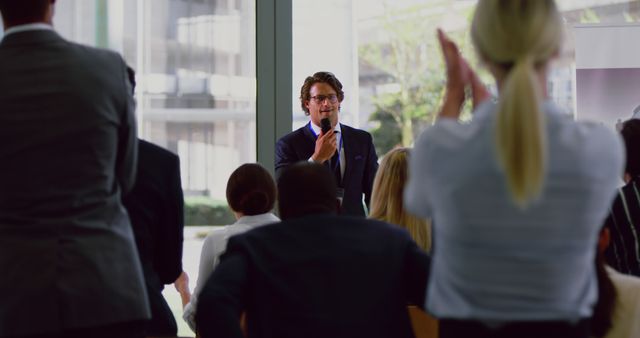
[605,119,640,276]
[123,139,186,337]
[275,71,378,216]
[0,1,149,337]
[196,162,429,338]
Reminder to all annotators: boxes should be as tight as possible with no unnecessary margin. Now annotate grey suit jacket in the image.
[0,29,150,336]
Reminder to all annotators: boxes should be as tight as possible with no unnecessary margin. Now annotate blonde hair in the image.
[471,0,562,207]
[370,148,431,251]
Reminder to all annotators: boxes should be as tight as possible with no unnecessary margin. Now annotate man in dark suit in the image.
[275,71,378,216]
[123,139,186,336]
[605,119,640,276]
[196,162,429,338]
[0,1,149,337]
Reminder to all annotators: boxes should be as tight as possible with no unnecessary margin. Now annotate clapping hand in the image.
[437,28,490,119]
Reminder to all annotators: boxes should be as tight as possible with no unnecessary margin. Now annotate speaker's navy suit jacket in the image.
[196,214,430,338]
[275,123,379,216]
[123,139,184,336]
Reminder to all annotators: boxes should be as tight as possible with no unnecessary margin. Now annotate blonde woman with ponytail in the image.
[405,1,624,337]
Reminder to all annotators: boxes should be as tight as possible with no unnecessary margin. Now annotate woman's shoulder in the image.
[558,117,623,160]
[547,110,624,179]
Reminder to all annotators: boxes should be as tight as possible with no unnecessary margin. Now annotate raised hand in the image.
[438,29,468,102]
[437,28,491,118]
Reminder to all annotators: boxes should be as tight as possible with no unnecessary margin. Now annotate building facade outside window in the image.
[46,0,257,214]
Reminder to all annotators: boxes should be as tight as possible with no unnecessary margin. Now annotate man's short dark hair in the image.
[621,119,640,177]
[278,163,337,220]
[226,163,276,216]
[299,71,344,115]
[0,0,50,25]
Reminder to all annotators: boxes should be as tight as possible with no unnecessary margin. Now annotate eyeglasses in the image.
[309,94,339,104]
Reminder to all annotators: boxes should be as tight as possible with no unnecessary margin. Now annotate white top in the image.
[405,100,624,321]
[182,212,280,332]
[307,122,345,178]
[2,23,52,39]
[605,266,640,338]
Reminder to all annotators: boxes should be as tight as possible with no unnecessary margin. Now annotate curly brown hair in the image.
[299,71,345,115]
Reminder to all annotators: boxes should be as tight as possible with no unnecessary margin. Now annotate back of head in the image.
[278,162,337,220]
[621,119,640,178]
[0,0,51,26]
[226,163,276,216]
[471,0,562,207]
[370,148,431,251]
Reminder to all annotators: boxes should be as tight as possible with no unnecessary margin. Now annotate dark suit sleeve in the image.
[117,57,138,194]
[196,239,248,338]
[404,240,430,308]
[362,133,379,209]
[275,137,298,180]
[157,155,185,284]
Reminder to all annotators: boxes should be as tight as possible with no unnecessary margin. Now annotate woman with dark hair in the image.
[182,163,279,332]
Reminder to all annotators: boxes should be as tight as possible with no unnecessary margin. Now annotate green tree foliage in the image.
[360,1,476,155]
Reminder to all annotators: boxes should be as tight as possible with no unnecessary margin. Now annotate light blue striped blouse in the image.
[405,101,624,321]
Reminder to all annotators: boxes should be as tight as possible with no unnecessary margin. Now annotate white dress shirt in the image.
[405,100,624,322]
[182,212,280,332]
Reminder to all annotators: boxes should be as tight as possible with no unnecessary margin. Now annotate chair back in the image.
[408,305,438,338]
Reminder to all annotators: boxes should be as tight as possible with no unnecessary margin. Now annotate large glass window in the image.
[51,0,257,207]
[293,0,640,157]
[0,2,255,334]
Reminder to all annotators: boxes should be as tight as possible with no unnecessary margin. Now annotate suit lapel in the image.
[302,122,322,164]
[302,122,317,142]
[341,124,352,186]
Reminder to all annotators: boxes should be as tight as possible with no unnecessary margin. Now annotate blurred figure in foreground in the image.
[123,139,186,337]
[405,1,624,337]
[591,224,640,338]
[123,65,188,337]
[0,1,149,337]
[604,119,640,276]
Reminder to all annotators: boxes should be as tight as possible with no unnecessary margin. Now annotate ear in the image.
[304,100,311,111]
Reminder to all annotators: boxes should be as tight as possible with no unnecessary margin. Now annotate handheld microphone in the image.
[320,118,332,134]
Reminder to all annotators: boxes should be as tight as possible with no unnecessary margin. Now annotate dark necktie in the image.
[330,131,342,186]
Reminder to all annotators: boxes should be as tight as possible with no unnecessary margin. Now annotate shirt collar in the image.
[3,23,53,38]
[310,121,342,136]
[234,213,280,227]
